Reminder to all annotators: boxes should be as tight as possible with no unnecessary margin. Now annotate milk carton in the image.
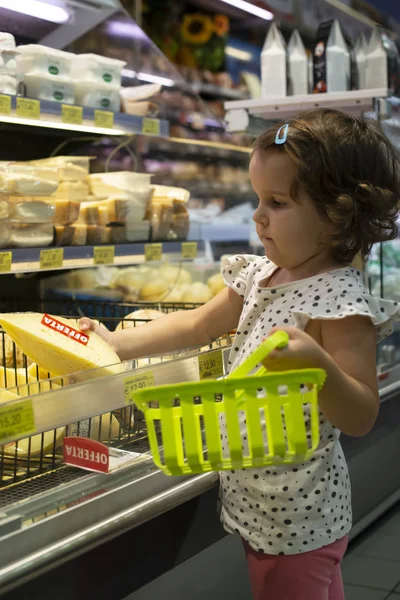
[288,30,308,96]
[354,34,367,89]
[365,27,400,94]
[261,22,286,98]
[313,20,348,93]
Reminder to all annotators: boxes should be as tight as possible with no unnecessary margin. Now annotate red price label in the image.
[42,314,89,346]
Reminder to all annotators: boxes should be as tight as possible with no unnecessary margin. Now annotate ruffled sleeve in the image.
[289,290,400,343]
[221,254,258,299]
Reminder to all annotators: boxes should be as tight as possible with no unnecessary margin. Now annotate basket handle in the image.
[227,330,289,379]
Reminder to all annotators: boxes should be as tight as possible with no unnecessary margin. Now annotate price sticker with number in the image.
[145,243,162,262]
[198,349,224,381]
[124,371,155,406]
[0,251,12,273]
[0,94,11,116]
[62,104,83,125]
[0,399,36,444]
[40,248,64,270]
[16,97,40,120]
[142,118,160,136]
[93,246,115,265]
[94,110,114,129]
[182,242,197,259]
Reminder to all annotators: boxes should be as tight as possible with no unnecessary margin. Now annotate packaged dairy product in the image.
[17,45,73,78]
[0,33,15,51]
[72,54,126,86]
[354,34,367,89]
[75,80,121,112]
[0,72,17,95]
[8,223,54,247]
[86,225,110,245]
[365,27,399,94]
[8,199,55,223]
[261,22,286,98]
[0,198,8,219]
[0,220,8,247]
[88,172,151,197]
[51,181,89,201]
[0,50,18,74]
[0,166,59,196]
[55,224,87,246]
[28,156,91,180]
[126,221,150,242]
[108,225,127,244]
[21,73,76,104]
[0,313,122,378]
[288,30,308,96]
[313,20,349,93]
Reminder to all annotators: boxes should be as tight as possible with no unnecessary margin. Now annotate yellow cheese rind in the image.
[0,313,122,378]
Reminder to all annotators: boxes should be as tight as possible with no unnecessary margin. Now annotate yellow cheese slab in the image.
[0,313,122,379]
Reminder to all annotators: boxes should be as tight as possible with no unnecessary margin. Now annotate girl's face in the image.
[251,149,335,270]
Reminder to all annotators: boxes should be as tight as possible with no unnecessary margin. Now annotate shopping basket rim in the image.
[133,367,327,403]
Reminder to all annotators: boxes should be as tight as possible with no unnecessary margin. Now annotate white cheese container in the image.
[0,33,15,51]
[0,72,17,95]
[75,80,121,112]
[22,73,76,104]
[0,50,18,75]
[17,45,74,78]
[72,54,126,86]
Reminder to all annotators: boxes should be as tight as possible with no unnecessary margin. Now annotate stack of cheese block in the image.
[0,32,18,96]
[0,312,125,457]
[86,171,152,243]
[28,156,91,246]
[0,163,60,247]
[147,185,190,241]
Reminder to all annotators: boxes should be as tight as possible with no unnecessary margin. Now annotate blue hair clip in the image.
[275,124,289,145]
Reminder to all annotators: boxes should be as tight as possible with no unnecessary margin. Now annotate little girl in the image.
[81,108,400,599]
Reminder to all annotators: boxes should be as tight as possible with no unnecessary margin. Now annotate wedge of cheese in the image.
[0,367,60,395]
[0,313,122,378]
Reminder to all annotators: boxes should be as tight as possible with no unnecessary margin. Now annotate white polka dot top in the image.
[219,254,400,556]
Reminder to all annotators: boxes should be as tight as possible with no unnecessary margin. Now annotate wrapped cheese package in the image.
[8,223,54,247]
[28,156,91,182]
[55,224,87,246]
[0,165,59,196]
[51,181,89,201]
[0,313,122,378]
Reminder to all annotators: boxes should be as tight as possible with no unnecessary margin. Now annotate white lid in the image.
[18,45,74,59]
[73,53,126,68]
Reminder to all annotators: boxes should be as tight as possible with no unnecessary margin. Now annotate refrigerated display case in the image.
[0,4,399,599]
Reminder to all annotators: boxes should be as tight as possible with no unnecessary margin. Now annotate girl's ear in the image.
[352,253,364,271]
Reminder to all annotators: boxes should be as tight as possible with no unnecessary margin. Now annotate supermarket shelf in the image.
[0,95,170,137]
[0,241,204,274]
[225,88,388,131]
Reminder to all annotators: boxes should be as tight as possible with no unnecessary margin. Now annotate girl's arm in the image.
[263,317,380,437]
[80,287,243,361]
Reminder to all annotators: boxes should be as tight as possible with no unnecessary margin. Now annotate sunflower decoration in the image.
[181,14,214,45]
[213,14,229,37]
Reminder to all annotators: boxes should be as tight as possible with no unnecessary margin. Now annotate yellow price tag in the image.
[0,251,12,273]
[94,110,114,129]
[145,243,162,262]
[16,97,40,120]
[0,399,36,443]
[93,246,115,265]
[0,94,11,116]
[40,248,64,270]
[198,349,224,381]
[62,104,83,125]
[124,371,155,405]
[142,118,160,136]
[182,242,197,259]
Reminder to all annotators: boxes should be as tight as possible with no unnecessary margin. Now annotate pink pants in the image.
[243,535,348,600]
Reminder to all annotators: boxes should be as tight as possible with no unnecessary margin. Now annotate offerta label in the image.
[94,110,114,129]
[124,371,155,405]
[0,94,11,116]
[145,243,162,262]
[42,314,89,346]
[16,97,40,120]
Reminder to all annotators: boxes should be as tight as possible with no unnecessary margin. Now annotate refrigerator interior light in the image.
[0,0,71,23]
[122,69,175,88]
[219,0,273,20]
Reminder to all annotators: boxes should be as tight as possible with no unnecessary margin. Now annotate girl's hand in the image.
[263,327,328,371]
[79,318,112,345]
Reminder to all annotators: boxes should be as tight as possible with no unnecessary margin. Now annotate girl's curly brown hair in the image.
[252,108,400,262]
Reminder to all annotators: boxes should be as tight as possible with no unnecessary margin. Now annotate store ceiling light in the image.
[225,46,253,61]
[0,0,70,23]
[220,0,273,20]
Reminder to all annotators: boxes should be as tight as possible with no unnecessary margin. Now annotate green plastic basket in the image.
[133,331,326,476]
